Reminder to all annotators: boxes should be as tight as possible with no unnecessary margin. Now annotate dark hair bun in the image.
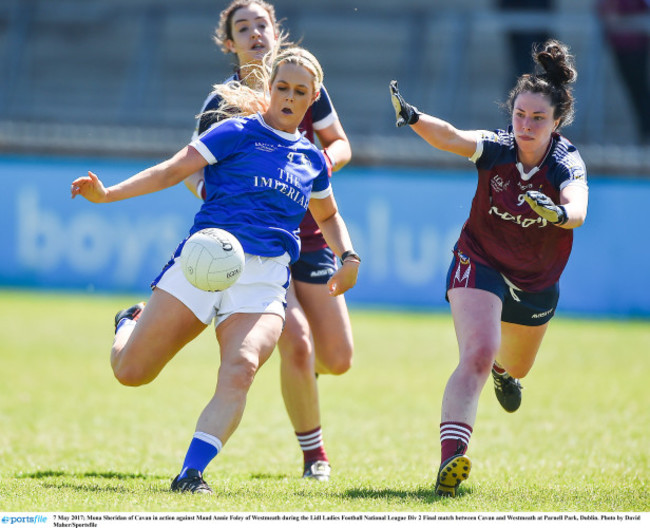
[535,40,577,86]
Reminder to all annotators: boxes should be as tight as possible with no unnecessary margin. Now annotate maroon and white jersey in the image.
[457,128,588,292]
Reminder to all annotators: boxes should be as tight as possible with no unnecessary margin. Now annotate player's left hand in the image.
[328,260,359,296]
[71,171,108,203]
[524,190,568,225]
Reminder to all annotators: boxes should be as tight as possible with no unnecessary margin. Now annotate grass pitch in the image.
[0,289,648,512]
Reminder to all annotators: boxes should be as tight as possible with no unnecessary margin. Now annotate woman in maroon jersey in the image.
[390,39,588,497]
[184,0,354,482]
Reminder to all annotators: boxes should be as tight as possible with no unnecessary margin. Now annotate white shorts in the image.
[154,252,291,327]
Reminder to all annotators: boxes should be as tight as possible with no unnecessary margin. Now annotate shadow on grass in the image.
[17,469,289,495]
[18,470,153,480]
[39,481,130,493]
[341,485,473,503]
[15,470,172,494]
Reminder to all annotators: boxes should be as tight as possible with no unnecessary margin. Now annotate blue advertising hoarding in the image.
[1,156,648,317]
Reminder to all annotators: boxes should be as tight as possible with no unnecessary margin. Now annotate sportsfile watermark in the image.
[1,517,47,525]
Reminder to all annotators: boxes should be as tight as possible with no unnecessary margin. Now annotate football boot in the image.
[492,369,523,413]
[302,460,331,482]
[114,302,145,331]
[170,469,213,494]
[435,454,471,498]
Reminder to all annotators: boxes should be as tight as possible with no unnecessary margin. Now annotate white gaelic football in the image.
[180,228,245,291]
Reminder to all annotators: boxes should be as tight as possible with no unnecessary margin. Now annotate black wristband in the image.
[555,205,568,225]
[408,106,421,125]
[341,250,361,263]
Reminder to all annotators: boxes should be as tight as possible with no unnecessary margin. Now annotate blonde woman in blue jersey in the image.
[185,0,354,482]
[70,47,360,494]
[390,40,588,497]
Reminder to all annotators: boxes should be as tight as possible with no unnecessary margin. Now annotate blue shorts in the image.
[445,247,559,326]
[291,247,338,285]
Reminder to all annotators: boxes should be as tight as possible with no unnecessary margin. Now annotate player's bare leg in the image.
[491,321,548,412]
[111,288,206,386]
[443,288,502,425]
[436,288,502,497]
[294,280,353,376]
[279,287,320,432]
[278,285,330,480]
[197,312,282,443]
[496,321,548,378]
[171,312,282,494]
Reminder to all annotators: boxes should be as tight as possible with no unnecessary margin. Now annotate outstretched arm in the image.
[308,193,359,296]
[71,146,208,203]
[390,80,478,158]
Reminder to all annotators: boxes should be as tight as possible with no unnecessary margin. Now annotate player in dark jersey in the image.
[390,40,588,497]
[70,47,360,494]
[183,0,354,482]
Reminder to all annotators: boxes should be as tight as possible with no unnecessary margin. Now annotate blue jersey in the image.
[458,128,587,291]
[189,112,331,263]
[194,74,339,253]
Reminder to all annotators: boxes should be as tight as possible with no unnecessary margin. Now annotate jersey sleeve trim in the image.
[190,139,217,165]
[559,179,589,192]
[312,111,337,131]
[310,185,332,200]
[468,136,484,163]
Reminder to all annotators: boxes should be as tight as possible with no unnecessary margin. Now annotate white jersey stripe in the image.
[311,186,332,200]
[190,139,217,165]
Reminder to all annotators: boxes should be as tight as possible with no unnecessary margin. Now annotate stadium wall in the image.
[1,156,647,318]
